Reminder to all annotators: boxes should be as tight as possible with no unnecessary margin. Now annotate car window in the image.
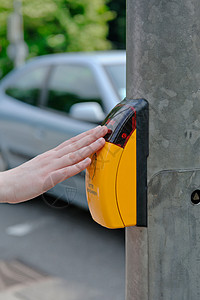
[46,64,103,114]
[104,64,126,99]
[5,67,48,106]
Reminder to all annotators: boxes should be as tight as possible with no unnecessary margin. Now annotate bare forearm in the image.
[0,126,108,204]
[0,169,17,203]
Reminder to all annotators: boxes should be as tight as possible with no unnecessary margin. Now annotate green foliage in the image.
[0,1,13,77]
[0,0,114,77]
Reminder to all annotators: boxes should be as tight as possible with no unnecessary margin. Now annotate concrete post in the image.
[126,0,200,299]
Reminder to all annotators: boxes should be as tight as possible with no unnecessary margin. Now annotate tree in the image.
[0,0,114,77]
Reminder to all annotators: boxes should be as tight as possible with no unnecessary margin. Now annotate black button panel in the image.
[102,100,136,148]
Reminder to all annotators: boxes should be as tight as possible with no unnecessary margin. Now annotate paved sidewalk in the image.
[0,190,125,300]
[0,260,100,300]
[0,278,101,300]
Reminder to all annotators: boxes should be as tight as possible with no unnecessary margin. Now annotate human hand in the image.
[0,126,108,203]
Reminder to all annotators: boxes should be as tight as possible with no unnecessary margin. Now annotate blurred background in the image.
[0,0,125,77]
[0,1,126,299]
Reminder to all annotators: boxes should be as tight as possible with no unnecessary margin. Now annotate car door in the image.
[0,65,50,167]
[36,63,106,207]
[38,63,106,149]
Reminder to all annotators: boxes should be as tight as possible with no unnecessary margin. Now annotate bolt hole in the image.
[191,190,200,205]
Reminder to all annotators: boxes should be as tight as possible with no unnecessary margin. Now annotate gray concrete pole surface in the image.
[126,0,200,299]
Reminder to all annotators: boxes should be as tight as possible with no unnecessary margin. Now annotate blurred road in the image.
[0,196,125,300]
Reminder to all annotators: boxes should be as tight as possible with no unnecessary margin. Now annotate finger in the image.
[56,126,108,158]
[63,157,92,178]
[54,126,106,151]
[46,157,92,189]
[55,125,107,153]
[74,137,106,163]
[53,137,105,170]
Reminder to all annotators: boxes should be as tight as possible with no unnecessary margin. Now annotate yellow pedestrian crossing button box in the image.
[86,99,149,228]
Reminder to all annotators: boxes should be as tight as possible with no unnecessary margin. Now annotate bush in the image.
[0,0,114,78]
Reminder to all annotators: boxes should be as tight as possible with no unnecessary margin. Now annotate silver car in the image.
[0,51,126,208]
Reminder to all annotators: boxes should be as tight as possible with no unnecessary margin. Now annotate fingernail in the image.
[101,125,108,131]
[85,157,91,163]
[98,137,105,142]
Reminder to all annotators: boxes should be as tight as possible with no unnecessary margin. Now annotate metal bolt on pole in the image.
[126,0,200,299]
